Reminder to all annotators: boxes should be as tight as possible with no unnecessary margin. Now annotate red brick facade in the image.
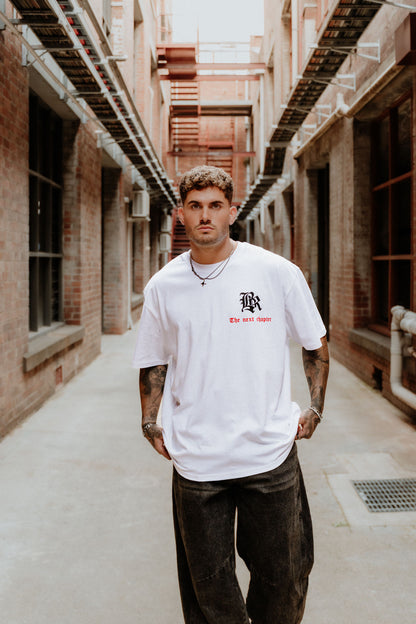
[0,0,174,434]
[251,0,416,418]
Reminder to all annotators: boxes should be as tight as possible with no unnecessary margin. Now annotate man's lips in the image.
[197,225,214,231]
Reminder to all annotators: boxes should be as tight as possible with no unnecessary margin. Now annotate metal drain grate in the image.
[352,478,416,512]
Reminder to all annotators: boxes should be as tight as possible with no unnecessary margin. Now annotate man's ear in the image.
[178,206,185,225]
[229,205,238,225]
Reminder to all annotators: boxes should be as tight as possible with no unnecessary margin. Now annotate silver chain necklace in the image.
[189,243,237,286]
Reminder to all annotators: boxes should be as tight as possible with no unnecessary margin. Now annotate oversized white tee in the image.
[133,242,326,481]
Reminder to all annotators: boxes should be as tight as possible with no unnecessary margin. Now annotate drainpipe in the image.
[127,220,133,330]
[390,305,416,409]
[259,74,265,172]
[291,0,298,88]
[245,117,251,194]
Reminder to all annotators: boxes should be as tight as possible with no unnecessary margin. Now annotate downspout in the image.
[291,0,298,88]
[245,117,251,194]
[390,305,416,409]
[127,220,133,330]
[259,74,265,172]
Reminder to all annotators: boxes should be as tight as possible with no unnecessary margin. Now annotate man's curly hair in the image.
[179,166,233,204]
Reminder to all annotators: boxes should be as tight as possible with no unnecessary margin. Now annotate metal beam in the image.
[168,151,255,157]
[159,62,265,71]
[161,74,260,81]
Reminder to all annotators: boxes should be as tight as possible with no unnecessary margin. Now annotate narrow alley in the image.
[1,0,416,621]
[1,328,415,624]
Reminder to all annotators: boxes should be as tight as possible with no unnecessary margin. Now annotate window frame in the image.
[370,91,414,335]
[29,93,63,334]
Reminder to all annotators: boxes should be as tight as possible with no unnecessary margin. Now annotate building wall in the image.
[255,0,416,417]
[0,0,174,435]
[1,24,30,431]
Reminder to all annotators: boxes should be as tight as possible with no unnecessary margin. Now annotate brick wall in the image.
[0,26,30,431]
[0,28,104,433]
[102,168,129,334]
[252,2,416,418]
[0,0,175,434]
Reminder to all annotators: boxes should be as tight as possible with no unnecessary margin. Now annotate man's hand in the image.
[296,408,320,440]
[142,422,171,460]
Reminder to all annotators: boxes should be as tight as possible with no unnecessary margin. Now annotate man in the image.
[133,165,329,624]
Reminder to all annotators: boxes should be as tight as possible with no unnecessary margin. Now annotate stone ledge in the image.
[349,327,390,362]
[23,325,85,372]
[131,293,144,310]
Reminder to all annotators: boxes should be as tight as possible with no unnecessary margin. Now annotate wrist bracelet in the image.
[309,406,323,422]
[142,422,157,437]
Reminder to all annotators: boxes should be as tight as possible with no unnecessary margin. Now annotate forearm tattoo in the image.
[139,365,167,441]
[302,339,329,414]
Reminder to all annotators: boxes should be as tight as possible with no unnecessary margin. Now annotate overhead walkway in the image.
[2,0,178,206]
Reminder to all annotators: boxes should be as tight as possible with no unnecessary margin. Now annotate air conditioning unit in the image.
[160,213,172,233]
[131,190,150,219]
[159,233,171,253]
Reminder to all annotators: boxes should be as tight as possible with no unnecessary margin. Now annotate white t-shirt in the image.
[133,242,326,481]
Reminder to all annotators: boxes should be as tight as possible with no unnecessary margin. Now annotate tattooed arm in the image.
[139,365,171,460]
[296,336,329,440]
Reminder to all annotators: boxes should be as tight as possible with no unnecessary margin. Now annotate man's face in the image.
[178,186,237,248]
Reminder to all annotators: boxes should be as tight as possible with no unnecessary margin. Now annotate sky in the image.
[171,0,264,43]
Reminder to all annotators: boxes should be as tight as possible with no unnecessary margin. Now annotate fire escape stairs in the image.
[170,81,201,256]
[170,81,201,153]
[170,209,190,259]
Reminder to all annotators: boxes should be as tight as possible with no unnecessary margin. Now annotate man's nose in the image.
[200,206,210,221]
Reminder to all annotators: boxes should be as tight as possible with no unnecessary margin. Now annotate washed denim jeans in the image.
[172,443,313,624]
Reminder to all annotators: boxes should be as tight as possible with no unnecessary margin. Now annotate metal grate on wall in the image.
[352,478,416,513]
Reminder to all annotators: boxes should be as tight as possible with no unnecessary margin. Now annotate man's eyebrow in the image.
[186,199,225,206]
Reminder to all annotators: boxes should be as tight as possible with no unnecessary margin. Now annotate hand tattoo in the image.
[143,422,164,443]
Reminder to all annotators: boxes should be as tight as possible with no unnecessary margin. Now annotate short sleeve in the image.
[285,265,326,350]
[132,284,169,368]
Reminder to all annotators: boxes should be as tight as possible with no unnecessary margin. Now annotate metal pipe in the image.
[259,74,265,172]
[245,117,251,194]
[390,305,416,409]
[291,0,298,88]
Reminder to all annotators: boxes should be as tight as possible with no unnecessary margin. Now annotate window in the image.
[371,94,413,331]
[29,93,63,332]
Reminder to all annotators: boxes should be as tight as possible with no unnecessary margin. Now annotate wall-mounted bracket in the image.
[310,73,356,91]
[316,104,332,122]
[310,42,380,62]
[95,55,128,64]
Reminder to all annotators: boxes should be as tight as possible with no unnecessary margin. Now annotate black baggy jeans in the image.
[172,443,314,624]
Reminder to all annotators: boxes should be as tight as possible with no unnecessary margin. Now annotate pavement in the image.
[1,327,416,624]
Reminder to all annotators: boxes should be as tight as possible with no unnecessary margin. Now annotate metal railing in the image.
[390,306,416,409]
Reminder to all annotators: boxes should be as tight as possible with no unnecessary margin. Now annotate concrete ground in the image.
[1,328,416,624]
